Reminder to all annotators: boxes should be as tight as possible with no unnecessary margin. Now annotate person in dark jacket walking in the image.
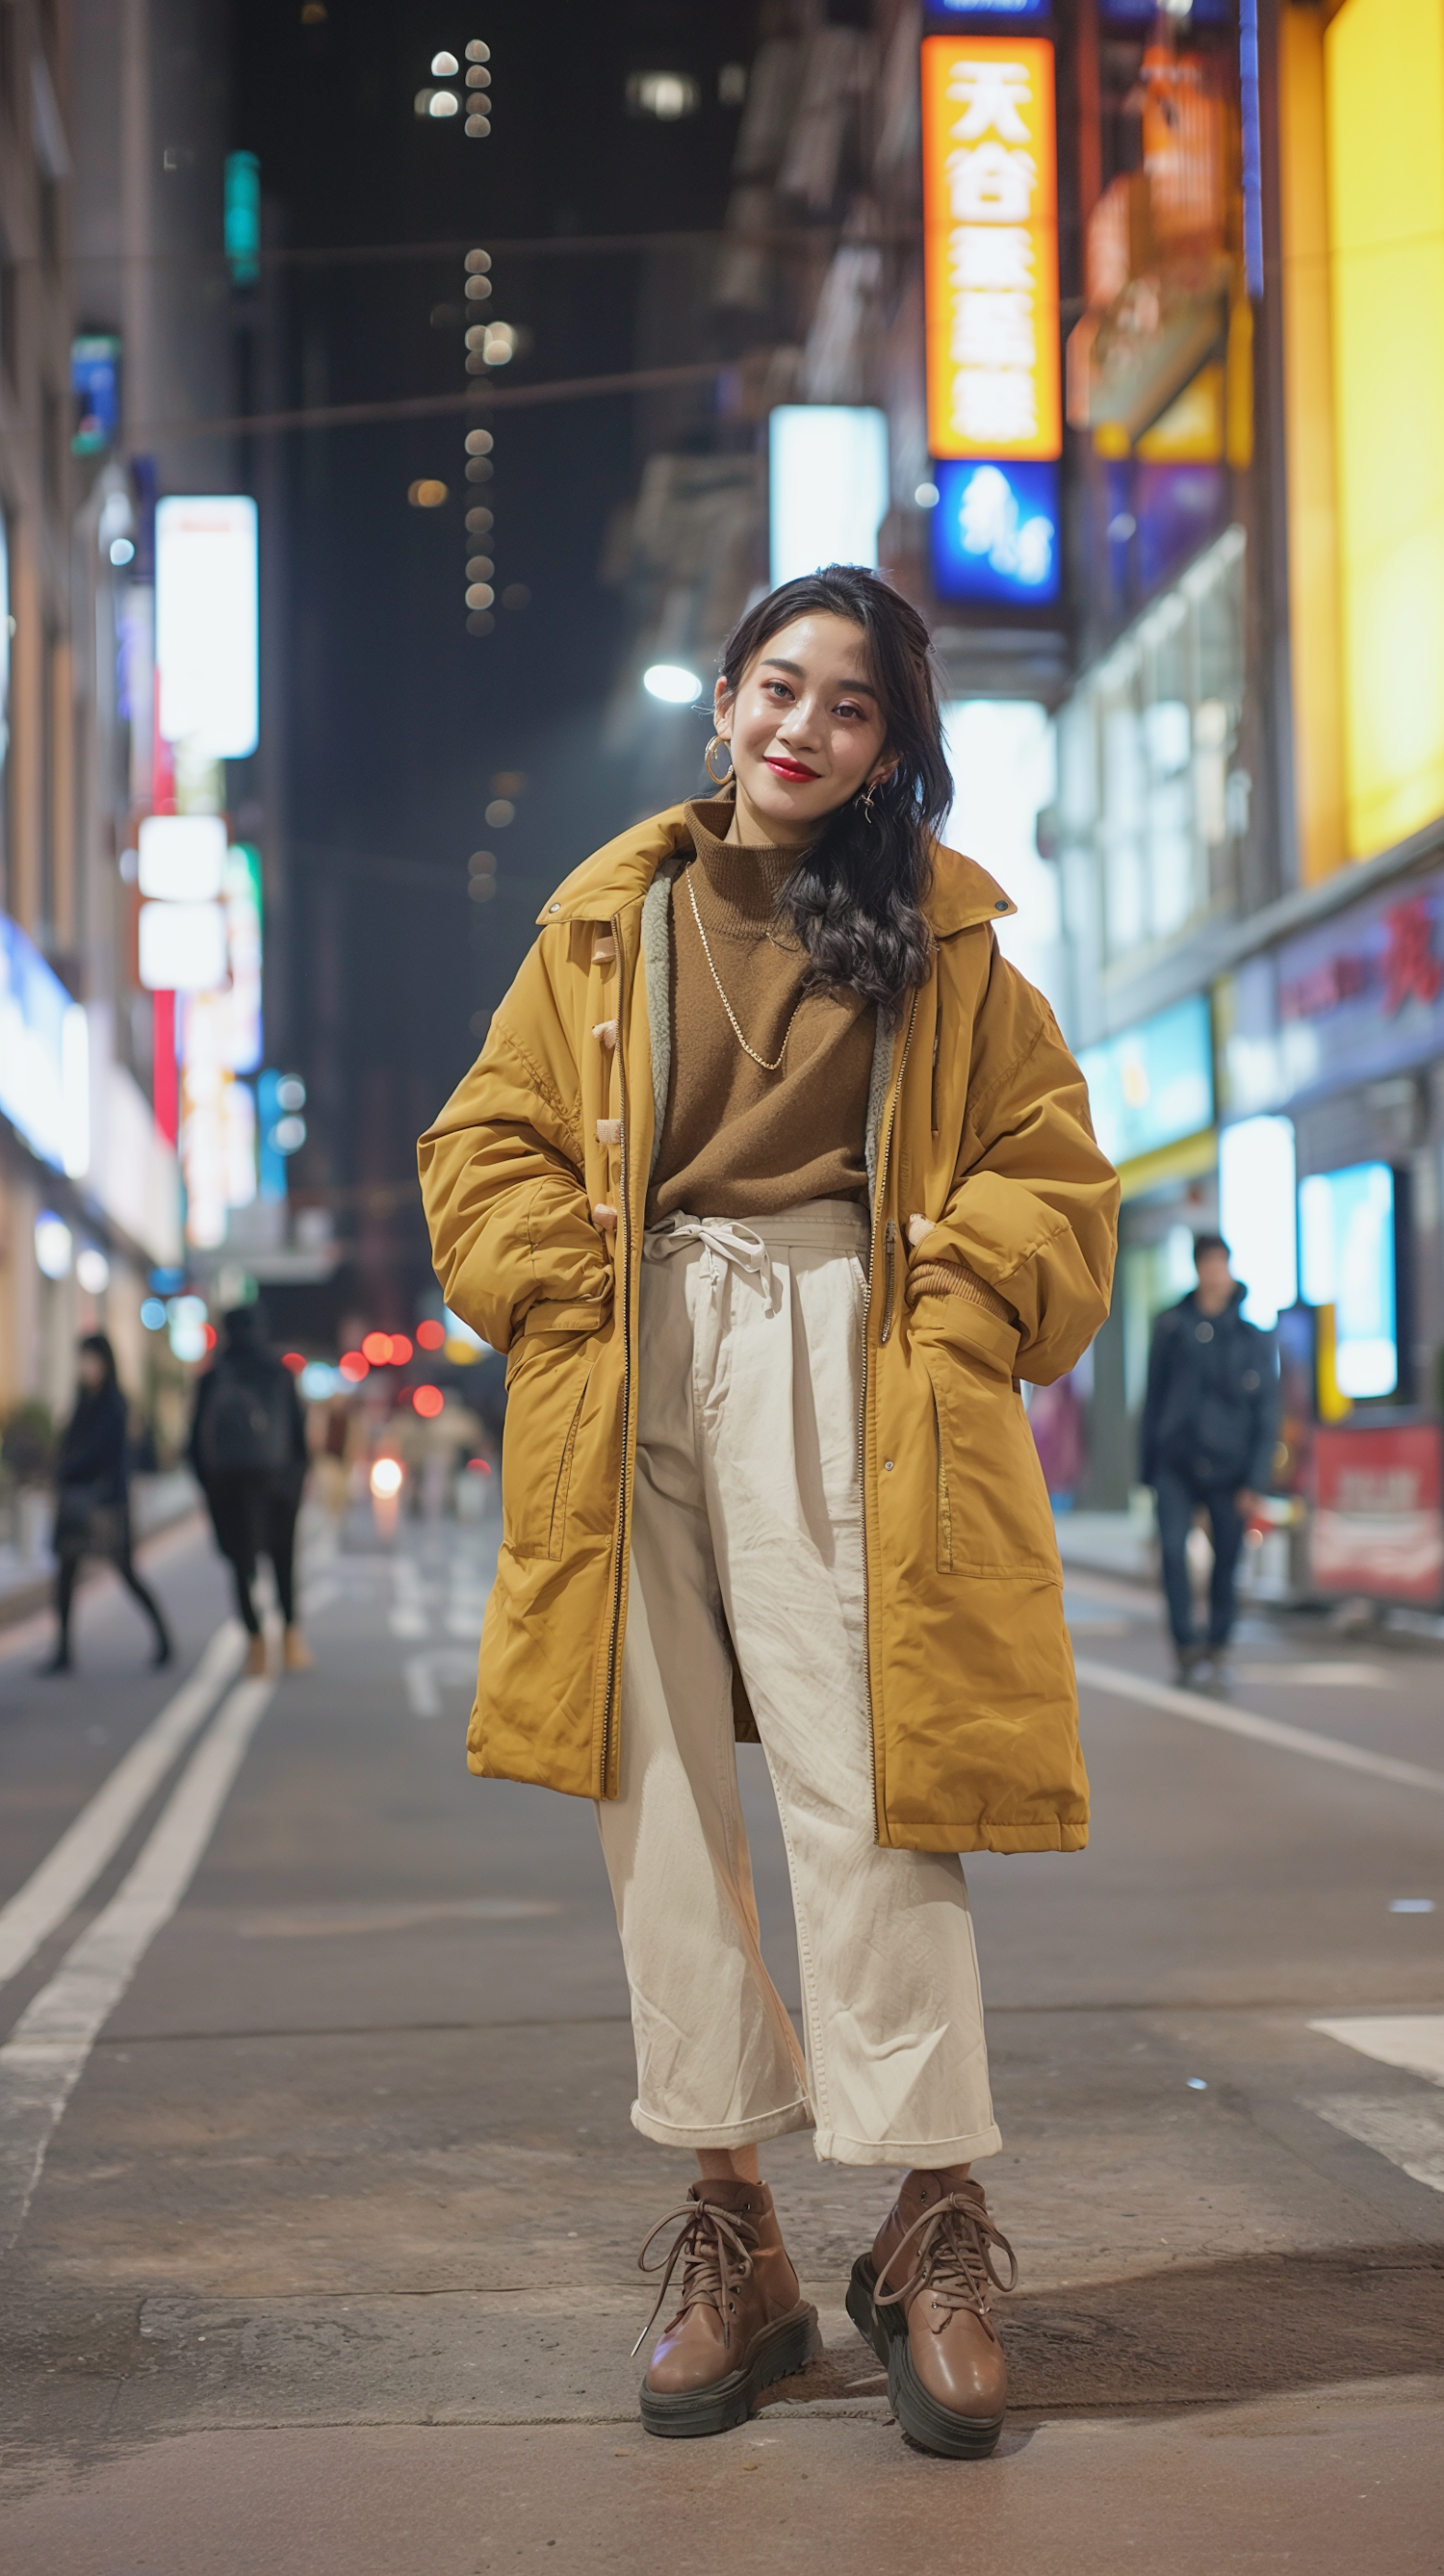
[189,1304,311,1677]
[43,1334,172,1674]
[1140,1233,1279,1683]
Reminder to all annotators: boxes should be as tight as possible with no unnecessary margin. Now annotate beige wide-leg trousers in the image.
[596,1202,1000,2169]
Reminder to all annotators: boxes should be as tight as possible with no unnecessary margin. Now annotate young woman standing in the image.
[421,568,1118,2459]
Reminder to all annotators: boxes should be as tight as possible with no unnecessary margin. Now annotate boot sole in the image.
[638,2303,820,2439]
[847,2254,1005,2461]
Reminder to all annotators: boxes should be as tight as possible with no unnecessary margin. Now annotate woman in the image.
[44,1334,172,1673]
[420,567,1118,2458]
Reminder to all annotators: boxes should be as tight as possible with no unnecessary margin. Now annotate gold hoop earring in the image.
[704,734,735,787]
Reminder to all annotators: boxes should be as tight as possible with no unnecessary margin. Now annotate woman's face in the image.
[78,1350,107,1392]
[714,613,894,846]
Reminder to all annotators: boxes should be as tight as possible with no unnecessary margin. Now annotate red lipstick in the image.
[764,756,818,782]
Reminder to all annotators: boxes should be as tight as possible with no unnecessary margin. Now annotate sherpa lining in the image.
[639,857,684,1176]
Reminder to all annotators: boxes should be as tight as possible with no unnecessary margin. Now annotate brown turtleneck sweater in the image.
[646,797,876,1225]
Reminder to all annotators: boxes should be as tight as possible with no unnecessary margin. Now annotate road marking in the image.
[1231,1662,1399,1688]
[403,1647,478,1716]
[1308,2015,1444,2086]
[0,1671,275,2252]
[0,1621,245,1993]
[1073,1658,1444,1798]
[1310,2093,1444,2195]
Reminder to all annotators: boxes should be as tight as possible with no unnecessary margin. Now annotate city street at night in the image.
[4,0,1444,2563]
[1,1502,1441,2567]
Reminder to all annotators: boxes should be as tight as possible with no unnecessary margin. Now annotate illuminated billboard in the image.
[155,496,259,760]
[768,406,890,587]
[931,459,1060,604]
[921,34,1061,463]
[1078,995,1214,1170]
[0,916,90,1177]
[1299,1161,1397,1400]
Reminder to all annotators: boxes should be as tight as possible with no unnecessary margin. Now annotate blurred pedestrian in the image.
[1027,1372,1085,1507]
[422,567,1118,2459]
[1141,1232,1279,1687]
[311,1395,356,1523]
[190,1305,311,1678]
[42,1334,173,1674]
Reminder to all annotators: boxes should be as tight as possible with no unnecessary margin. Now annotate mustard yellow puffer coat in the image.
[419,806,1119,1854]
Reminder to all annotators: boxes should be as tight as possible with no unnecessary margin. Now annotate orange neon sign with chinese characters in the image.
[921,35,1061,462]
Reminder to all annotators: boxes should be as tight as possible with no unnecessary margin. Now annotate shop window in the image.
[1055,525,1247,988]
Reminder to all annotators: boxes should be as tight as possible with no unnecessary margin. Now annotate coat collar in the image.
[535,802,1017,940]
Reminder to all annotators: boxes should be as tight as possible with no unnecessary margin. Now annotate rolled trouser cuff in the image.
[631,2096,815,2150]
[812,2120,1003,2169]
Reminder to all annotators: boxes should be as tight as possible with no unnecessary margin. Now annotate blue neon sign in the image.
[930,460,1062,606]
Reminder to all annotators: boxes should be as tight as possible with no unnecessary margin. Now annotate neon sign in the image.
[921,34,1061,463]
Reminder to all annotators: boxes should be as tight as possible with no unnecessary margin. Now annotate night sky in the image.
[231,0,761,1336]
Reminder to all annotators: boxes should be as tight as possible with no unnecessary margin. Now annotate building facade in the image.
[0,0,261,1506]
[611,0,1443,1583]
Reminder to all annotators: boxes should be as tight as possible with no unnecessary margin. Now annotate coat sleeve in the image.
[913,951,1120,1385]
[417,932,613,1357]
[58,1391,126,1487]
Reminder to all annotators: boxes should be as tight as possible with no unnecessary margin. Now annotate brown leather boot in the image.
[635,2177,819,2438]
[846,2170,1017,2458]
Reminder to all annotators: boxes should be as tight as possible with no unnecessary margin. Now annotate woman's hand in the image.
[906,1213,935,1249]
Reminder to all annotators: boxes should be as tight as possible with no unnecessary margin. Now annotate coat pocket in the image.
[502,1329,598,1561]
[917,1338,1058,1580]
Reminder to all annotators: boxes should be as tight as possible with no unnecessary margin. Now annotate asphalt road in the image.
[1,1493,1442,2573]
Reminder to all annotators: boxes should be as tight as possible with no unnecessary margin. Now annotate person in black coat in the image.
[1140,1233,1280,1684]
[43,1334,172,1673]
[189,1303,311,1677]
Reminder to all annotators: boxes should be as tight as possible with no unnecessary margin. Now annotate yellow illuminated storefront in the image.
[1280,0,1444,875]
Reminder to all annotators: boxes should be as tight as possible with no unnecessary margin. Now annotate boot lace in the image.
[631,2200,760,2358]
[873,2189,1018,2333]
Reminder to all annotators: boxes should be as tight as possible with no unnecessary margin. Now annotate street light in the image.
[643,663,704,705]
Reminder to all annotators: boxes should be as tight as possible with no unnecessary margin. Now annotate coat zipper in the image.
[600,913,632,1793]
[858,992,918,1835]
[879,1218,899,1345]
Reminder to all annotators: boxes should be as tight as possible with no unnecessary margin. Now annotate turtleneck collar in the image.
[683,795,806,938]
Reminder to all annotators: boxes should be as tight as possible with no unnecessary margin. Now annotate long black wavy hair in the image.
[715,565,952,1010]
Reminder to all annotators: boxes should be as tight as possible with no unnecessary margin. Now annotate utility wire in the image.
[124,356,745,444]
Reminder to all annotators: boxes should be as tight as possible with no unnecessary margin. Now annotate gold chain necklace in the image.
[685,866,805,1073]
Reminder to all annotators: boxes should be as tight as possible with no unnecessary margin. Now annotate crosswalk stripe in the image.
[1310,2094,1444,2196]
[1308,2015,1444,2086]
